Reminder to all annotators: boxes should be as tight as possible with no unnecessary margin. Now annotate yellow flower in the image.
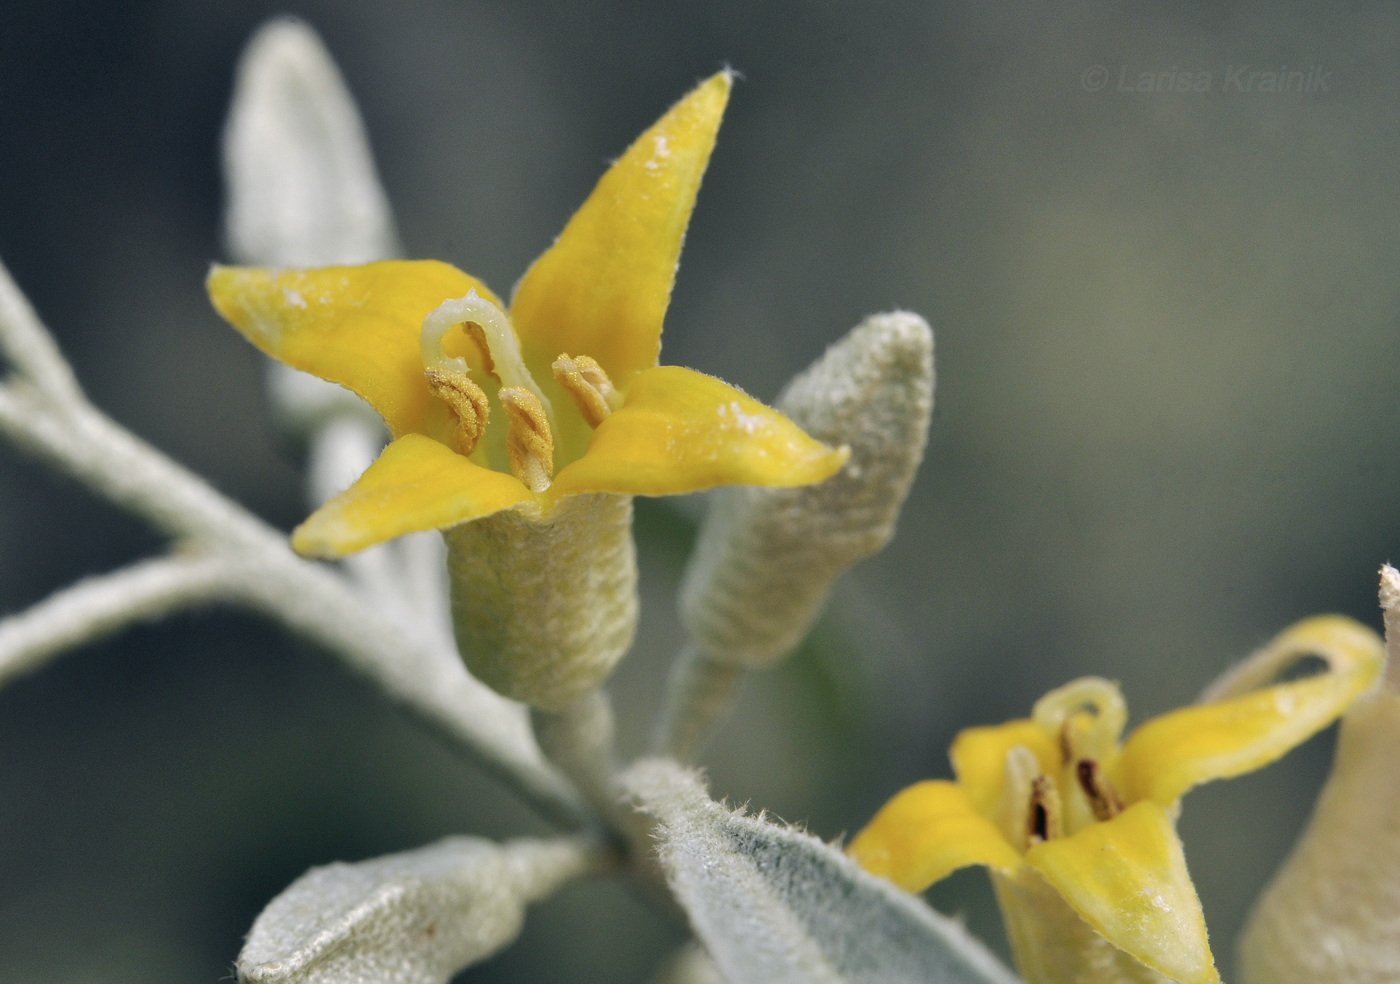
[206,72,847,711]
[849,616,1384,984]
[207,71,845,559]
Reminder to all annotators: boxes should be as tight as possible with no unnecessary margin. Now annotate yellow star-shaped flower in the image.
[849,616,1384,984]
[208,71,845,559]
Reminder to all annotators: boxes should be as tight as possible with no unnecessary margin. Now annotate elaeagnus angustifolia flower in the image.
[849,616,1383,984]
[208,73,847,710]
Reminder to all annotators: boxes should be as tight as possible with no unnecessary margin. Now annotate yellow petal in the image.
[291,433,531,557]
[848,780,1022,892]
[510,72,730,460]
[511,72,729,386]
[1116,615,1384,806]
[208,261,500,437]
[1025,801,1218,984]
[549,366,847,497]
[949,719,1060,819]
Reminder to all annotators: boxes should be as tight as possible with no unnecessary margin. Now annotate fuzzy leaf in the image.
[223,17,399,267]
[622,759,1022,984]
[237,836,599,984]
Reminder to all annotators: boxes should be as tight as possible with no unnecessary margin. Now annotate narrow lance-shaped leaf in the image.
[223,16,399,267]
[237,835,604,984]
[621,759,1022,984]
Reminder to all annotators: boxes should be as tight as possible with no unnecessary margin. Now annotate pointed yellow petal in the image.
[949,719,1060,818]
[511,72,730,386]
[549,366,847,497]
[208,261,500,436]
[1025,802,1218,984]
[848,780,1022,892]
[291,433,531,557]
[1116,615,1384,806]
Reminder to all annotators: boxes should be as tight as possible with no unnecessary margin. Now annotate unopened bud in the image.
[444,493,637,711]
[1236,567,1398,984]
[678,311,933,666]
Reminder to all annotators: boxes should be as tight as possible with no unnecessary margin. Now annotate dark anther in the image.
[1076,758,1124,822]
[1028,774,1061,843]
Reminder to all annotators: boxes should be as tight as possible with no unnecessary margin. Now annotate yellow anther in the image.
[500,387,555,493]
[425,367,489,456]
[552,353,619,428]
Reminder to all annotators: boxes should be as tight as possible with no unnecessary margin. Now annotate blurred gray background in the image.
[3,1,1399,981]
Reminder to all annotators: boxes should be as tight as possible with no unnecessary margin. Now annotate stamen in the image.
[500,387,555,493]
[1028,774,1063,844]
[998,744,1041,851]
[552,354,619,428]
[1075,758,1124,822]
[425,368,489,456]
[419,290,553,416]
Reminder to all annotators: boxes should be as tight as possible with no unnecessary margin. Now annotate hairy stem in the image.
[0,365,589,831]
[0,259,84,404]
[650,642,745,761]
[532,689,621,826]
[0,553,233,688]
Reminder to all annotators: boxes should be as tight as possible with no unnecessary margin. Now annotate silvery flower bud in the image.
[445,492,638,711]
[1236,565,1400,984]
[678,311,933,666]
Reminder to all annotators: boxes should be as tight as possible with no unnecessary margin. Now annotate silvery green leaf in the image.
[679,312,934,667]
[223,17,400,267]
[237,835,603,984]
[223,18,399,435]
[622,759,1021,984]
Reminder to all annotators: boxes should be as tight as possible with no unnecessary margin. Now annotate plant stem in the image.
[650,642,744,761]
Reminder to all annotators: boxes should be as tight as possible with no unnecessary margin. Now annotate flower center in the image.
[1000,677,1130,849]
[420,292,619,493]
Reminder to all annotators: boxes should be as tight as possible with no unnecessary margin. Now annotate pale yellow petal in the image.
[291,433,531,557]
[548,366,847,497]
[208,261,500,437]
[1025,802,1219,984]
[847,780,1022,892]
[949,719,1060,819]
[1117,615,1384,805]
